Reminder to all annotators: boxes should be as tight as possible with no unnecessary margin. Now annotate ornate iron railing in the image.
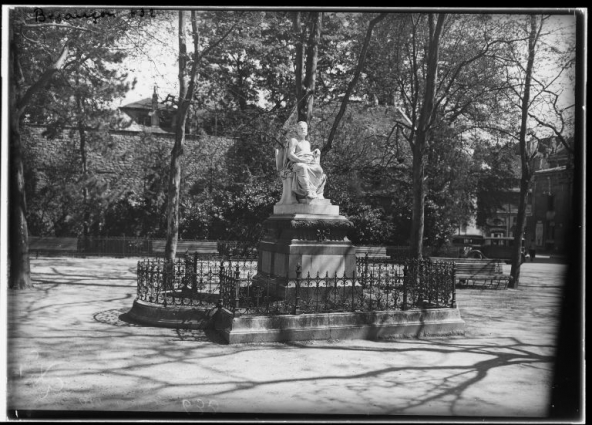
[136,253,456,315]
[136,253,257,307]
[218,258,457,317]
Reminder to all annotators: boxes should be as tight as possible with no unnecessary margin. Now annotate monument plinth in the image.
[256,198,356,298]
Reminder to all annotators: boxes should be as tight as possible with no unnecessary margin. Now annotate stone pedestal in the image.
[255,199,356,299]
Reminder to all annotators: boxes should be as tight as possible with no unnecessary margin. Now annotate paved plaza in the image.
[6,256,570,419]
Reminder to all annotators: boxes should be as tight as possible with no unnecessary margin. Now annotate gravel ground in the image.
[5,257,570,419]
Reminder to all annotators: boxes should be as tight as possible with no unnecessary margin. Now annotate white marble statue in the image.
[276,121,327,204]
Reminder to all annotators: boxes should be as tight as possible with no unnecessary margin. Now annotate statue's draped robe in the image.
[277,140,326,200]
[288,143,326,199]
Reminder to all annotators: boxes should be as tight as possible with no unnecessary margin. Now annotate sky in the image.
[118,10,179,107]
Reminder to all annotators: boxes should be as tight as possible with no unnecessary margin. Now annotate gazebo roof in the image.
[120,98,172,111]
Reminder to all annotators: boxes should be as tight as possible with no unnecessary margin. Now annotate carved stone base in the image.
[257,205,356,299]
[214,308,466,344]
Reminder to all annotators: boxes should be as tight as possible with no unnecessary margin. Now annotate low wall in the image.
[126,299,465,344]
[213,308,465,344]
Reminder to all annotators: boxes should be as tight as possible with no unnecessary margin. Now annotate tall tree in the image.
[164,10,199,261]
[361,13,525,257]
[483,15,574,287]
[408,13,446,258]
[8,7,140,288]
[164,11,242,260]
[508,15,543,287]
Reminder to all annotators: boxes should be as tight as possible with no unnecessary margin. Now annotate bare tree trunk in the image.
[165,11,206,261]
[8,11,71,289]
[8,112,32,289]
[410,145,426,258]
[510,174,531,283]
[79,128,90,238]
[302,12,322,124]
[164,11,189,261]
[408,13,445,259]
[292,12,322,123]
[163,11,240,260]
[510,15,541,288]
[164,128,185,261]
[293,12,305,121]
[8,16,31,289]
[237,67,248,111]
[76,96,90,240]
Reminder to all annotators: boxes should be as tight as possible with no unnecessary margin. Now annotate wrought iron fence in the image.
[218,258,457,317]
[136,252,456,315]
[136,253,257,307]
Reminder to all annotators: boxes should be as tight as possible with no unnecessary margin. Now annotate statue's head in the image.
[296,121,308,137]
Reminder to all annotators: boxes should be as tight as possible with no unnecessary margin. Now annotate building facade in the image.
[481,188,532,239]
[526,138,573,253]
[470,136,572,254]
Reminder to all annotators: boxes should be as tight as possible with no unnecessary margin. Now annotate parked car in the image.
[472,237,526,264]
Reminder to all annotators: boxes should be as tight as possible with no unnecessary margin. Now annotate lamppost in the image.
[525,135,540,244]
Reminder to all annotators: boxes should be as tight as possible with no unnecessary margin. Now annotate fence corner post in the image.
[352,270,356,312]
[293,263,301,315]
[217,263,224,310]
[402,261,408,311]
[451,263,457,308]
[234,263,240,314]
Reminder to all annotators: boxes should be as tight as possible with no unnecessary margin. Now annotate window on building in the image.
[547,194,555,211]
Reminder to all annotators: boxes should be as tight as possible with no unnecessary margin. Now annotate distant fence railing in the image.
[136,253,457,316]
[31,236,247,258]
[78,237,153,256]
[78,236,222,257]
[384,245,466,259]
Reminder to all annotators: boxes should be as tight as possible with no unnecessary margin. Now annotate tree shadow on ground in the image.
[8,295,556,417]
[196,337,555,416]
[8,257,561,416]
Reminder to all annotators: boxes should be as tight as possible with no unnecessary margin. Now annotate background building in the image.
[527,137,573,253]
[482,188,532,239]
[119,86,179,133]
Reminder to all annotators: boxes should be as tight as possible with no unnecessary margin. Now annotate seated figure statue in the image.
[276,121,327,204]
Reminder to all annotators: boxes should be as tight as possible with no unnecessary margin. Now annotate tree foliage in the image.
[14,10,577,271]
[9,7,154,288]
